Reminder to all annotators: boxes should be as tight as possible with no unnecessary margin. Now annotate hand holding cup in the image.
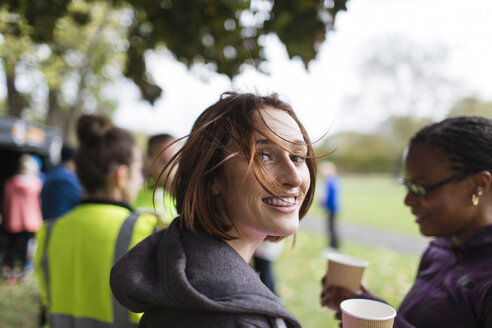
[321,285,360,319]
[320,253,369,313]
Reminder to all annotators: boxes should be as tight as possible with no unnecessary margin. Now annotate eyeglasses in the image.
[398,173,468,197]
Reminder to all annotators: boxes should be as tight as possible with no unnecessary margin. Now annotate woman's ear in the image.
[473,170,492,194]
[114,164,130,189]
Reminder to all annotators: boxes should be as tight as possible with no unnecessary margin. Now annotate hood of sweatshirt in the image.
[110,219,301,327]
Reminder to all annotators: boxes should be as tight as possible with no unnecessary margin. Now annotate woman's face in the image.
[403,142,480,243]
[213,107,311,241]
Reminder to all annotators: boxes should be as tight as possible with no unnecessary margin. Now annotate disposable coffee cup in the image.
[324,253,369,292]
[341,299,396,328]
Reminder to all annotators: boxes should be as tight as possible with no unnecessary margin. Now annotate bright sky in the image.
[114,0,492,141]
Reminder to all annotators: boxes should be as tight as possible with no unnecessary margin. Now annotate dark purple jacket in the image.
[393,224,492,327]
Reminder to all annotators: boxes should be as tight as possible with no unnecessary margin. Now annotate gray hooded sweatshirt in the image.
[110,219,302,328]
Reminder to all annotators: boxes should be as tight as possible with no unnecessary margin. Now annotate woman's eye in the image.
[258,151,271,162]
[291,153,306,164]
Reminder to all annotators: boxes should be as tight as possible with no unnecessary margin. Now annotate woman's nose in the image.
[277,157,303,187]
[404,190,418,207]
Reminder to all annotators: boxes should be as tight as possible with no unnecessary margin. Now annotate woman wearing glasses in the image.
[321,116,492,327]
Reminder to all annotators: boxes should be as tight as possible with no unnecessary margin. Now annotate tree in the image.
[446,96,492,118]
[319,115,432,174]
[0,8,33,117]
[322,131,396,173]
[0,2,130,139]
[0,0,349,138]
[346,35,462,124]
[378,115,432,154]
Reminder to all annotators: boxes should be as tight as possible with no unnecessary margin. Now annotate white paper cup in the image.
[341,299,396,328]
[325,253,369,292]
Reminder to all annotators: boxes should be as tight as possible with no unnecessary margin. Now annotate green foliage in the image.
[1,0,71,42]
[377,115,432,153]
[0,9,35,68]
[0,2,134,136]
[265,0,328,65]
[125,0,254,82]
[324,131,399,173]
[1,0,349,113]
[0,0,349,138]
[319,115,431,173]
[447,96,492,118]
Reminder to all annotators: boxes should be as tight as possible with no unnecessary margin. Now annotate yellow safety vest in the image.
[35,202,158,328]
[133,185,176,225]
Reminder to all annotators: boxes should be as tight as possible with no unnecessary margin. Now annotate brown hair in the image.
[75,114,136,194]
[165,92,317,240]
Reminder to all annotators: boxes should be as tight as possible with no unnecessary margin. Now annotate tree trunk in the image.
[63,99,82,140]
[61,5,111,140]
[3,59,24,117]
[46,88,61,127]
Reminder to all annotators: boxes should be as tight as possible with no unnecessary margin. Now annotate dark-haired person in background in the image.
[35,115,159,327]
[111,92,316,327]
[133,133,178,225]
[41,144,82,220]
[321,116,492,328]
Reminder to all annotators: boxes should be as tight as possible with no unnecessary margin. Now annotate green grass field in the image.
[0,175,422,328]
[275,231,419,328]
[0,273,41,328]
[311,174,420,235]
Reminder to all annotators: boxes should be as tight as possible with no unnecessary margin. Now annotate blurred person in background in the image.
[133,133,178,226]
[2,154,43,284]
[111,92,317,327]
[41,144,82,220]
[32,154,47,183]
[321,116,492,328]
[319,161,342,250]
[35,114,160,327]
[253,239,285,295]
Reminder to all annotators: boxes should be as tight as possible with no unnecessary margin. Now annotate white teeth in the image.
[263,197,296,206]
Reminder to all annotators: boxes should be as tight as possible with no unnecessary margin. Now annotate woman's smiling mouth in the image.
[262,196,296,206]
[262,197,299,214]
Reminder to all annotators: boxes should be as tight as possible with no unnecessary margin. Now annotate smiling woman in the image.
[211,107,312,260]
[321,116,492,328]
[110,92,317,328]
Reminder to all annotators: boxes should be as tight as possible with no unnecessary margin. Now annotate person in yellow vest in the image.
[34,114,159,328]
[133,134,178,225]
